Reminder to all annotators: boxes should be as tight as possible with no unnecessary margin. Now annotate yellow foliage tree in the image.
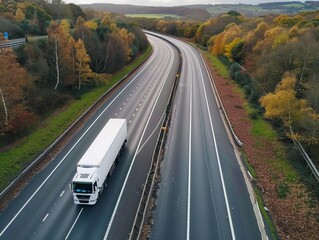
[260,74,307,129]
[74,39,92,89]
[224,37,244,61]
[212,33,224,55]
[15,8,25,22]
[60,19,71,39]
[84,20,98,30]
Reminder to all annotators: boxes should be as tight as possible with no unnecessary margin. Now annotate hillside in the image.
[80,3,211,21]
[80,2,319,18]
[188,1,319,17]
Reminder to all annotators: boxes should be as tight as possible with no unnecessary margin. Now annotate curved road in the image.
[0,35,179,240]
[149,34,266,239]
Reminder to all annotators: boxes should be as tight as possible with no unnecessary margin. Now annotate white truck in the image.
[72,118,127,205]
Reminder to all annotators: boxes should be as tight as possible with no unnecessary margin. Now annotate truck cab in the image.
[72,172,99,205]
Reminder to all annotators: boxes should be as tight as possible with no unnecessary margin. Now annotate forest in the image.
[134,10,319,158]
[0,0,148,146]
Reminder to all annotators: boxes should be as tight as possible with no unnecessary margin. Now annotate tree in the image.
[74,39,92,89]
[0,49,29,132]
[212,33,224,55]
[224,38,245,62]
[47,20,72,89]
[260,74,307,130]
[15,8,26,22]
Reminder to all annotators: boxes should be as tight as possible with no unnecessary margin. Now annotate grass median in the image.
[0,45,152,192]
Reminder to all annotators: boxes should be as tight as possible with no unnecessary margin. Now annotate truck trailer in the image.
[72,118,127,205]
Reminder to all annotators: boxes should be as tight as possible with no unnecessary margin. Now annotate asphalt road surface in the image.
[149,33,266,240]
[0,34,179,240]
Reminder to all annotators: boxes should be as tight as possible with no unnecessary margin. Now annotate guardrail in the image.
[293,139,319,182]
[0,38,25,49]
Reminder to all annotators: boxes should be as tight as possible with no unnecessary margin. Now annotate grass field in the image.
[0,45,152,192]
[126,14,180,19]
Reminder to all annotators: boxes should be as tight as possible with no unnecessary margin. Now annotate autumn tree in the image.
[73,39,92,89]
[260,74,307,133]
[224,38,245,62]
[47,20,73,89]
[0,49,30,133]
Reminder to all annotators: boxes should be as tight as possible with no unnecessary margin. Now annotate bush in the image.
[277,181,290,198]
[249,111,258,120]
[28,89,72,116]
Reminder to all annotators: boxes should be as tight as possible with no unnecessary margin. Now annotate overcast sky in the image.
[63,0,297,6]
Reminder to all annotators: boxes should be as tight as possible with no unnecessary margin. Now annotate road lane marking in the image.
[60,190,65,197]
[136,112,165,156]
[104,44,175,240]
[187,66,193,240]
[65,208,83,240]
[0,53,153,238]
[195,52,236,240]
[42,213,49,222]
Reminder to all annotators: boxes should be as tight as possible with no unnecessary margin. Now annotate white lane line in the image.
[60,190,65,197]
[136,111,165,156]
[0,55,152,238]
[195,52,236,240]
[187,66,193,240]
[65,208,83,240]
[104,45,174,240]
[42,213,49,222]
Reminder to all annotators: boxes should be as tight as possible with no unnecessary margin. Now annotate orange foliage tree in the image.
[0,49,31,132]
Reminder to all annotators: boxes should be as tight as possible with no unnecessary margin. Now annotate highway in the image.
[0,33,267,240]
[0,35,179,240]
[149,34,266,239]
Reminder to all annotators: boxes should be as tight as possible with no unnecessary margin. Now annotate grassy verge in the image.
[0,45,152,192]
[202,51,229,78]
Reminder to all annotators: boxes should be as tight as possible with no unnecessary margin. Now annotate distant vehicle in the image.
[72,118,127,205]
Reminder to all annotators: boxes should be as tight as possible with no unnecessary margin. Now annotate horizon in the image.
[63,0,307,7]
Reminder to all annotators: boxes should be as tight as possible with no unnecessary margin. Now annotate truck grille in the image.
[76,195,90,199]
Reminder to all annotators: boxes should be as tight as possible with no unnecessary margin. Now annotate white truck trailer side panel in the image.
[77,118,127,188]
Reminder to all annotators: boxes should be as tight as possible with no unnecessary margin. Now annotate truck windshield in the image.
[73,182,92,194]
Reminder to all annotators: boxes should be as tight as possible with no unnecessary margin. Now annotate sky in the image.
[63,0,297,6]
